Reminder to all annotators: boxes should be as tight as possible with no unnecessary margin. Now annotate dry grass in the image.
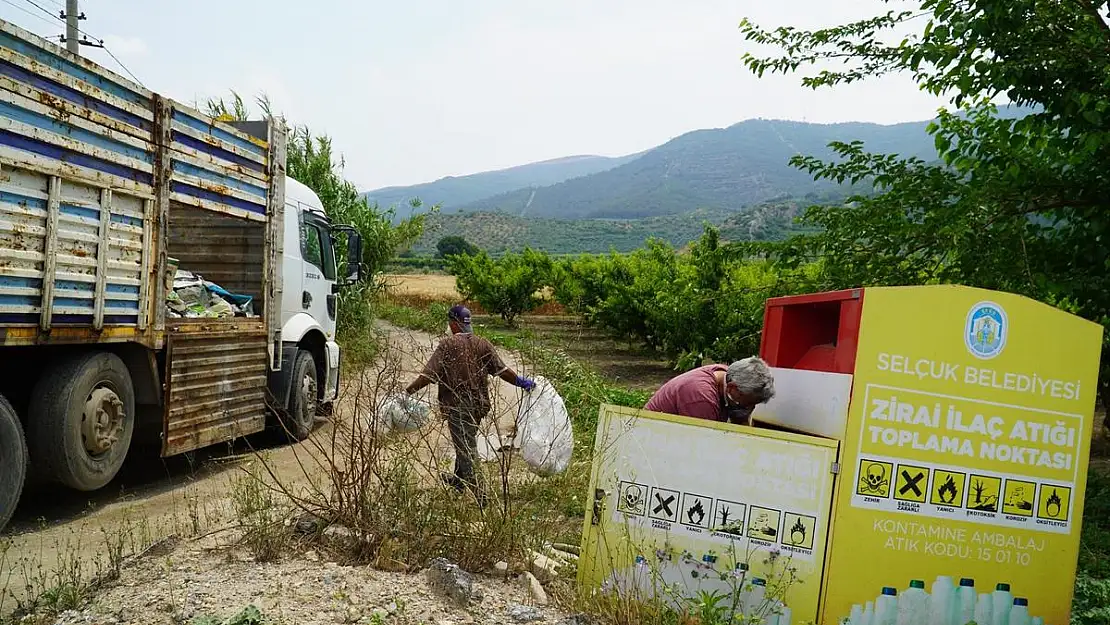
[383,274,463,301]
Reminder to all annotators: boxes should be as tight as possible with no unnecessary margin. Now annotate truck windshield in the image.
[301,215,337,281]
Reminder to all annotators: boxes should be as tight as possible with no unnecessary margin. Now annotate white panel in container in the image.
[751,367,853,440]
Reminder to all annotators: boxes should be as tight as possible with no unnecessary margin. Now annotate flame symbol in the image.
[688,500,705,525]
[789,518,807,545]
[1046,489,1062,517]
[938,475,958,504]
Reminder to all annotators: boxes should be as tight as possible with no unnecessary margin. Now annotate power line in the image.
[15,0,147,88]
[19,0,59,23]
[102,46,141,85]
[1,0,58,32]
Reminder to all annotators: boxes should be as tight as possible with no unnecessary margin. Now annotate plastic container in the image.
[897,580,928,625]
[957,578,976,625]
[876,587,899,625]
[745,577,767,618]
[780,605,792,625]
[862,601,876,625]
[975,594,993,625]
[1030,617,1043,625]
[850,604,864,625]
[765,600,781,625]
[928,576,955,625]
[1008,598,1030,625]
[992,583,1014,625]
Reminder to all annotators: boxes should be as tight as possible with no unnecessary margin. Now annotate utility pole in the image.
[64,0,78,54]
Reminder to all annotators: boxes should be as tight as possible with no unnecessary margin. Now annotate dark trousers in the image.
[444,405,488,505]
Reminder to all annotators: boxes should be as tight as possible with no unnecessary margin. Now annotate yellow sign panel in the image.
[580,404,839,624]
[821,286,1103,625]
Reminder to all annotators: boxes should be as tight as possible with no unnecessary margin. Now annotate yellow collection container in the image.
[578,286,1104,625]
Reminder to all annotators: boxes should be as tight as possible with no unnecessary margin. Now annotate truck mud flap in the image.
[162,321,268,456]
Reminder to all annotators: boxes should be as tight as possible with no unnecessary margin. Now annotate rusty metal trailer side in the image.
[0,19,287,458]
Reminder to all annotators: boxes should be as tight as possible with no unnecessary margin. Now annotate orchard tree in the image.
[449,249,554,325]
[739,0,1110,414]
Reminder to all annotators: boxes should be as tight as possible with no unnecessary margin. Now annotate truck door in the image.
[298,212,337,337]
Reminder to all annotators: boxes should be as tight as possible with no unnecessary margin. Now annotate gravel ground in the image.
[45,531,575,625]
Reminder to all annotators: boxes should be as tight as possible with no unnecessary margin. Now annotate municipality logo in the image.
[965,301,1007,359]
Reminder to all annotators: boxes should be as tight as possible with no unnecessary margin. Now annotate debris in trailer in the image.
[166,270,256,318]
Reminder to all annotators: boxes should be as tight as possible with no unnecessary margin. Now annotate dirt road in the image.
[0,322,531,610]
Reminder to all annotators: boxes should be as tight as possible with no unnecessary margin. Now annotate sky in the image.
[0,0,947,190]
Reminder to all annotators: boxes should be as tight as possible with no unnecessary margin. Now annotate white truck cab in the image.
[269,176,360,439]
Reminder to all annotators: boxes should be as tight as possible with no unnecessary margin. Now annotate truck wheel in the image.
[284,349,318,441]
[0,395,28,531]
[27,352,136,491]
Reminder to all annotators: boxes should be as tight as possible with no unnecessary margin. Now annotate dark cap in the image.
[447,304,472,332]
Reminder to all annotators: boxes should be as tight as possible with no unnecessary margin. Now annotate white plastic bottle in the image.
[780,605,793,625]
[765,600,781,625]
[1030,617,1043,625]
[957,578,976,625]
[1008,598,1030,625]
[850,604,864,625]
[862,601,876,625]
[876,587,899,625]
[897,580,929,625]
[928,576,955,625]
[745,577,767,618]
[992,583,1013,625]
[974,594,993,625]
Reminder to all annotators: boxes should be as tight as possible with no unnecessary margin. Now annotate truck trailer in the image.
[0,20,361,530]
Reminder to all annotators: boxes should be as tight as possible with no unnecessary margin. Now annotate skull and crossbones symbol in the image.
[622,485,644,512]
[858,462,890,495]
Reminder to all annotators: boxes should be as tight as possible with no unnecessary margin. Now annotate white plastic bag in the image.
[476,420,514,462]
[516,376,573,476]
[381,394,430,433]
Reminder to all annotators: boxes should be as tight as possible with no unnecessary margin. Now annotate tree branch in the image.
[1076,0,1110,33]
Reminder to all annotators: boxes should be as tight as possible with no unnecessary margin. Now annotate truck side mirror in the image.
[346,232,363,284]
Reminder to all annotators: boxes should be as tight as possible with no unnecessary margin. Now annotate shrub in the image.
[449,249,554,325]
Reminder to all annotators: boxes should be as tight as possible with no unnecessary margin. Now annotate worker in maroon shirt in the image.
[644,356,775,425]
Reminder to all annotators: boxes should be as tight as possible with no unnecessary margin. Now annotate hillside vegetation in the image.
[408,199,816,254]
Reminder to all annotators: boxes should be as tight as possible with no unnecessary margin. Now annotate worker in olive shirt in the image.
[405,305,535,506]
[644,356,775,425]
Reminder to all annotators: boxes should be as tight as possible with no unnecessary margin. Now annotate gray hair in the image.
[726,356,775,403]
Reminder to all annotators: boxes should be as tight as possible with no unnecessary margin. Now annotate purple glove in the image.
[516,375,537,392]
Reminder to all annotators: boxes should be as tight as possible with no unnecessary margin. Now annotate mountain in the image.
[456,118,937,219]
[363,154,637,214]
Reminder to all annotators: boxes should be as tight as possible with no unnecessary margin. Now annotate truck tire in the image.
[284,349,318,441]
[27,352,136,491]
[0,394,28,532]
